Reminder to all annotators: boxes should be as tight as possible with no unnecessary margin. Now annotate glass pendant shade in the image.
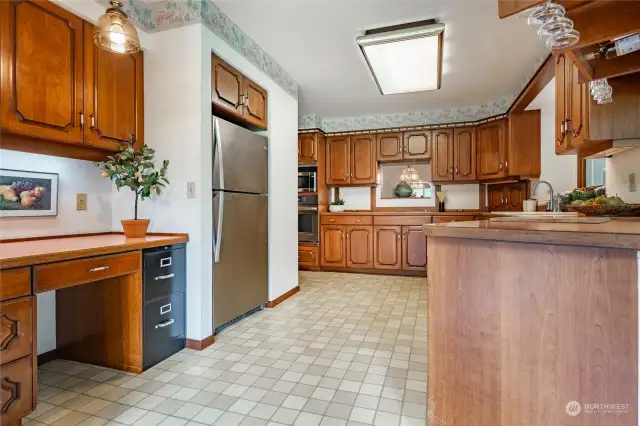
[94,0,140,54]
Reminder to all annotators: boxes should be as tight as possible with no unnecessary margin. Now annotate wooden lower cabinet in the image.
[402,226,428,271]
[0,355,34,424]
[346,226,373,268]
[321,225,346,267]
[298,244,319,268]
[374,226,402,270]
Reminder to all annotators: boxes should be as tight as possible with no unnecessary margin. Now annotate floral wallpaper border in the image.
[100,0,299,99]
[300,52,550,132]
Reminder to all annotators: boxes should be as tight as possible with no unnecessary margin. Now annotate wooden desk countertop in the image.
[0,233,189,269]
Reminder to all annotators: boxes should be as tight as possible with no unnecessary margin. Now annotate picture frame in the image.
[0,169,59,217]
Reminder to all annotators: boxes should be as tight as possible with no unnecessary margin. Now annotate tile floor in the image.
[25,271,428,426]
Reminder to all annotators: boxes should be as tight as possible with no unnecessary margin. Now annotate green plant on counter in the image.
[331,199,345,206]
[94,145,169,220]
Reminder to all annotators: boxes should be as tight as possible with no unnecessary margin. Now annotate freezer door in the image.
[213,118,268,194]
[213,192,268,329]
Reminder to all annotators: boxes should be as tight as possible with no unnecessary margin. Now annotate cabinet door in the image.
[403,130,431,159]
[568,61,589,149]
[402,226,427,271]
[350,134,376,185]
[84,23,143,151]
[476,120,507,180]
[555,54,570,153]
[321,225,345,267]
[298,133,317,164]
[487,184,505,212]
[373,226,401,270]
[346,226,373,268]
[0,297,33,365]
[243,77,268,130]
[505,181,528,211]
[454,128,476,181]
[298,244,319,267]
[326,136,351,185]
[377,133,403,162]
[0,355,34,424]
[432,129,454,181]
[0,0,84,144]
[212,54,243,117]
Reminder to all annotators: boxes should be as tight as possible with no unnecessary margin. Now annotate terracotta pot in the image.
[121,219,150,238]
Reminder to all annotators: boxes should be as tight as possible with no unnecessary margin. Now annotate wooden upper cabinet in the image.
[346,226,373,269]
[508,110,541,177]
[487,184,505,212]
[298,133,317,164]
[476,120,507,180]
[0,0,84,144]
[432,129,454,181]
[243,77,268,130]
[403,130,431,159]
[567,61,589,149]
[374,226,401,270]
[84,23,143,152]
[212,54,244,117]
[454,128,476,181]
[326,136,350,185]
[321,225,345,267]
[555,54,570,152]
[377,133,403,162]
[402,226,427,271]
[350,134,376,185]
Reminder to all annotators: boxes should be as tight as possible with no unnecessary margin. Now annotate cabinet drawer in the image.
[373,216,432,226]
[433,216,475,224]
[0,355,34,423]
[143,247,186,302]
[144,292,185,369]
[0,297,33,365]
[0,267,31,301]
[321,215,372,225]
[35,251,139,293]
[298,244,319,267]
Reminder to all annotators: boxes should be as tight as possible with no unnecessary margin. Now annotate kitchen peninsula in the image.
[424,219,639,426]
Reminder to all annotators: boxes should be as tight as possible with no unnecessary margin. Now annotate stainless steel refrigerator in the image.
[212,117,268,331]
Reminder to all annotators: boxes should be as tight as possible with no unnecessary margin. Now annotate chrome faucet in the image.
[531,180,555,212]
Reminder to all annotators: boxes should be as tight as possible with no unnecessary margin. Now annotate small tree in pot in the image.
[95,145,169,238]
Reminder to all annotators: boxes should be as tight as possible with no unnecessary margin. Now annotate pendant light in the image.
[94,0,140,54]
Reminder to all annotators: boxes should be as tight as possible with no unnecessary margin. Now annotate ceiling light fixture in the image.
[94,0,141,54]
[356,20,444,95]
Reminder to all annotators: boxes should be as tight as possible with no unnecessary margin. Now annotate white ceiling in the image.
[215,0,548,119]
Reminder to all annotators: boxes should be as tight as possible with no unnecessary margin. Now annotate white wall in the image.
[0,151,113,354]
[606,148,640,203]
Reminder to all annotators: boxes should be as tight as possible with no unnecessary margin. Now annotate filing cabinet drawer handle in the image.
[154,273,175,281]
[160,257,172,267]
[155,318,174,329]
[88,266,109,272]
[160,303,172,315]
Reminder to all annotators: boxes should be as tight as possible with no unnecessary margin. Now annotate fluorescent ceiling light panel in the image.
[357,22,444,95]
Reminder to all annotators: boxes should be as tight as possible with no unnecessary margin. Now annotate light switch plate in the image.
[76,193,87,210]
[630,172,636,192]
[186,182,196,199]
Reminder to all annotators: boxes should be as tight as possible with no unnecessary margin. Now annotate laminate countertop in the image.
[0,233,189,269]
[423,218,640,250]
[320,211,479,216]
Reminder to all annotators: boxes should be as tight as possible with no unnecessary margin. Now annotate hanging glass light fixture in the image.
[94,0,140,54]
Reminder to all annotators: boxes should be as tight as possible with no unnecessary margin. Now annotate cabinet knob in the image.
[455,167,459,174]
[449,167,453,174]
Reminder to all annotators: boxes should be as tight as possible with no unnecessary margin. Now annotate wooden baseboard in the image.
[266,286,300,308]
[320,267,427,277]
[186,335,214,350]
[37,349,58,365]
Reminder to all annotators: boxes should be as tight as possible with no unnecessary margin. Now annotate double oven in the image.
[298,165,319,242]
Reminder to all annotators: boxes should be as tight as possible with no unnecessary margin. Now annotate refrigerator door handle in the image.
[213,119,225,263]
[214,191,224,263]
[215,119,225,192]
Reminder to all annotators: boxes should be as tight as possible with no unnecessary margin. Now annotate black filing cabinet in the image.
[143,244,186,370]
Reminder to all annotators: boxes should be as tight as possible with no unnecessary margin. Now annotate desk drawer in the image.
[0,268,31,302]
[0,355,34,423]
[143,247,186,302]
[144,292,185,369]
[321,215,372,225]
[0,297,33,365]
[35,251,139,293]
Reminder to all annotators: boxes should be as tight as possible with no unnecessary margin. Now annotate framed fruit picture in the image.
[0,169,59,217]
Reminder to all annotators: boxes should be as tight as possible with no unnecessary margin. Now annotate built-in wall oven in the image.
[298,194,318,243]
[298,166,317,193]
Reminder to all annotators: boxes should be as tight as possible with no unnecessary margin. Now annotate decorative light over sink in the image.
[94,0,141,54]
[356,20,444,95]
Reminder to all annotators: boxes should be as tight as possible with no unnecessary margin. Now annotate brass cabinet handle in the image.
[329,219,335,222]
[90,114,96,129]
[455,167,459,174]
[80,112,84,127]
[356,219,361,222]
[88,266,109,272]
[499,162,504,170]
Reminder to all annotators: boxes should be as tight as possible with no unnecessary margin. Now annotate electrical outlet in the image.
[76,193,87,210]
[630,172,637,193]
[186,182,196,199]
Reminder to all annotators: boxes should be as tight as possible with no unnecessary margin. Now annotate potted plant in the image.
[329,199,345,213]
[95,145,169,238]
